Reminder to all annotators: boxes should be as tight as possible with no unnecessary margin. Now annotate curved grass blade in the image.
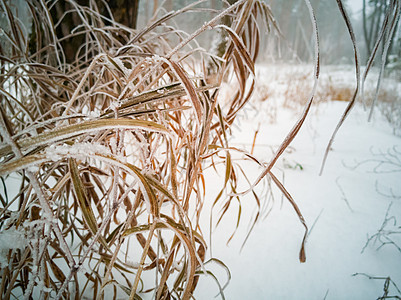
[69,159,99,237]
[319,0,360,175]
[0,119,169,157]
[269,171,308,263]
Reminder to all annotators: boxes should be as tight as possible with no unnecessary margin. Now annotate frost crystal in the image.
[109,101,121,111]
[0,227,28,268]
[143,54,162,66]
[87,111,100,119]
[126,260,141,268]
[152,55,161,63]
[45,143,112,162]
[113,57,130,76]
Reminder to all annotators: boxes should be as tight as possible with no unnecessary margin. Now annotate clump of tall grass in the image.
[2,0,395,298]
[0,0,309,299]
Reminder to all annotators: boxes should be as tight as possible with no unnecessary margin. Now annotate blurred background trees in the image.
[362,0,401,70]
[2,0,400,69]
[262,0,355,63]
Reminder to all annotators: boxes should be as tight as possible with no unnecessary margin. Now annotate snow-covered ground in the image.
[196,65,401,299]
[1,63,400,299]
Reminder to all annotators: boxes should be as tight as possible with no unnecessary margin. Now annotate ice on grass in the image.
[87,111,100,119]
[157,88,167,94]
[0,227,28,268]
[45,143,114,162]
[145,55,161,64]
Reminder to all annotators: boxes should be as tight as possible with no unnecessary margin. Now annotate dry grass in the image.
[252,65,355,111]
[0,0,301,299]
[1,0,396,298]
[253,64,401,138]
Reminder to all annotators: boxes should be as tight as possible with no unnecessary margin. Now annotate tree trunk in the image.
[108,0,140,29]
[211,0,217,9]
[153,0,158,15]
[208,0,238,75]
[145,0,149,21]
[363,0,371,57]
[165,0,173,12]
[34,0,140,63]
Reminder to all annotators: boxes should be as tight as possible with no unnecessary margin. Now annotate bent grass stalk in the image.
[1,1,282,297]
[1,0,389,298]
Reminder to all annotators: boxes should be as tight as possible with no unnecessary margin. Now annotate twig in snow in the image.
[335,177,354,212]
[361,203,401,254]
[353,273,401,300]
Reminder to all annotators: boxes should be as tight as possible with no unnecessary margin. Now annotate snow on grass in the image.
[0,63,399,299]
[195,64,401,299]
[0,227,28,268]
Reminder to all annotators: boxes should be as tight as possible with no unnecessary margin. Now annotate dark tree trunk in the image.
[32,0,140,63]
[208,0,238,75]
[108,0,140,29]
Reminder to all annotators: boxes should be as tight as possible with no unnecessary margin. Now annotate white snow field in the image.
[0,63,399,299]
[195,64,401,299]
